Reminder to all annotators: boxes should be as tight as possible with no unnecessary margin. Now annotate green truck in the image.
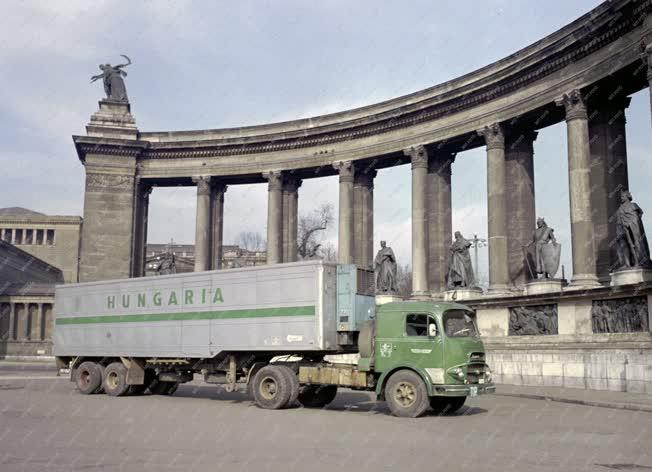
[54,261,494,417]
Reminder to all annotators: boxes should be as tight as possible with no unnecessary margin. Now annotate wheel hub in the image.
[260,376,278,400]
[394,382,416,407]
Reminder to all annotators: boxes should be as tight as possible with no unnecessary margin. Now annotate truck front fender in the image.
[375,365,434,400]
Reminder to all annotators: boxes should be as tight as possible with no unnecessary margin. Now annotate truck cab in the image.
[360,301,495,417]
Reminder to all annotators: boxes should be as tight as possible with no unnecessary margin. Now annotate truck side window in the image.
[406,314,428,336]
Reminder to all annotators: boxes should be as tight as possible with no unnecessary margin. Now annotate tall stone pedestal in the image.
[86,100,138,139]
[443,288,483,302]
[376,294,404,305]
[524,279,563,295]
[610,268,652,286]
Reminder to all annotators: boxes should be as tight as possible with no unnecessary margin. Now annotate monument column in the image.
[404,145,429,299]
[353,168,376,269]
[282,177,301,262]
[193,176,212,272]
[334,161,355,264]
[131,179,152,277]
[210,182,227,270]
[478,123,510,293]
[556,89,600,286]
[589,96,631,281]
[8,302,16,341]
[264,171,284,264]
[505,130,538,287]
[646,44,652,127]
[427,151,455,296]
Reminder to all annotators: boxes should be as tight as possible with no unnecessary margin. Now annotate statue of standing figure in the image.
[446,231,477,289]
[523,217,561,278]
[615,190,651,269]
[90,55,132,102]
[374,241,398,293]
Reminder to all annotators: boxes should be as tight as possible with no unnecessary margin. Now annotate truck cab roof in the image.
[376,301,473,319]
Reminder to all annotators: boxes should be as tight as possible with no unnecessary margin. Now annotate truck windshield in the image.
[443,310,479,337]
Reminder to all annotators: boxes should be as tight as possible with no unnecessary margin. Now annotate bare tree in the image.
[319,241,338,262]
[298,203,334,259]
[395,264,412,298]
[235,231,266,252]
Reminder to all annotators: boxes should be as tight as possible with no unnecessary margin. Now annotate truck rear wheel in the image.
[430,396,466,415]
[75,361,102,395]
[298,385,338,408]
[102,362,130,397]
[385,370,430,418]
[277,365,299,407]
[252,365,292,410]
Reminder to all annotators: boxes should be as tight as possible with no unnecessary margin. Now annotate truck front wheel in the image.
[75,361,102,395]
[252,365,292,410]
[297,385,338,408]
[385,370,430,418]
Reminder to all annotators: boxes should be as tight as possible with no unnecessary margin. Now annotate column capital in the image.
[333,161,355,183]
[641,41,652,80]
[354,168,377,188]
[211,181,228,195]
[555,89,587,121]
[192,176,212,195]
[262,170,283,190]
[404,145,428,169]
[477,123,505,150]
[283,176,302,193]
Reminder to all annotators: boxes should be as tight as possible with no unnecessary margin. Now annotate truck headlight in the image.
[449,367,464,380]
[485,367,492,383]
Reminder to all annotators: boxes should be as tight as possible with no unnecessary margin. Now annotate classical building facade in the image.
[0,208,82,283]
[73,1,652,391]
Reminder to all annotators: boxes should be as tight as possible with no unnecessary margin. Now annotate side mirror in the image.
[428,323,437,337]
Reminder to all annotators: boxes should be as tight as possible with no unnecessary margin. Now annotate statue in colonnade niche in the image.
[90,55,132,102]
[374,241,398,294]
[523,217,560,279]
[614,190,651,269]
[446,231,477,289]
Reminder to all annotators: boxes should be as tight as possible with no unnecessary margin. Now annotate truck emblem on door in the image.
[380,343,393,358]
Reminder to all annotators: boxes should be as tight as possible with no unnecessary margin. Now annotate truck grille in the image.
[469,352,485,362]
[465,363,487,384]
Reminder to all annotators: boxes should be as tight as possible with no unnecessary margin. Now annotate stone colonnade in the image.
[0,302,54,342]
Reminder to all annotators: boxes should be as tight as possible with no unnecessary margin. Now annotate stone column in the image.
[556,90,600,287]
[16,303,27,340]
[353,168,376,269]
[210,182,227,270]
[31,303,43,341]
[405,146,429,298]
[8,303,16,341]
[589,96,631,281]
[478,123,510,293]
[43,304,53,341]
[427,151,455,296]
[333,161,355,264]
[282,177,301,262]
[193,176,212,272]
[131,179,152,277]
[646,44,652,127]
[264,171,284,264]
[505,130,537,286]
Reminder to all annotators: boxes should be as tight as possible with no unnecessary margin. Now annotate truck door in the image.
[376,313,443,373]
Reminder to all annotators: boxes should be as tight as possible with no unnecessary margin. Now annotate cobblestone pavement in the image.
[0,362,650,472]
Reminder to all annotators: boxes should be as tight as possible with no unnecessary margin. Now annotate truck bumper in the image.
[431,383,495,397]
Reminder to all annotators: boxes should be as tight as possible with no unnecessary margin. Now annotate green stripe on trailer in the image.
[56,305,316,325]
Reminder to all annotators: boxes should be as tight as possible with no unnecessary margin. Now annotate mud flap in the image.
[121,357,145,385]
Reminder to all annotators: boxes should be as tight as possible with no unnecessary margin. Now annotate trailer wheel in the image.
[276,365,299,407]
[298,385,338,408]
[75,361,102,395]
[252,365,292,410]
[385,370,430,418]
[102,362,130,397]
[430,396,466,415]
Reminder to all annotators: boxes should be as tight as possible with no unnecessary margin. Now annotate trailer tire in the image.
[252,365,292,410]
[358,320,375,358]
[75,361,102,395]
[298,385,338,408]
[385,370,430,418]
[102,362,130,397]
[430,396,466,415]
[277,365,300,407]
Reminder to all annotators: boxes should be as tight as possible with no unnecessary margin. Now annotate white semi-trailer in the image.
[54,260,494,417]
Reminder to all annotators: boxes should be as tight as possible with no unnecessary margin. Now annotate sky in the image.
[1,0,650,286]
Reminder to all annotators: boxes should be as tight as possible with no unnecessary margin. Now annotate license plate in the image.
[469,386,478,397]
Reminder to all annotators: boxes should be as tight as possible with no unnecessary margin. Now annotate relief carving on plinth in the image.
[85,173,135,193]
[591,297,649,333]
[509,304,558,335]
